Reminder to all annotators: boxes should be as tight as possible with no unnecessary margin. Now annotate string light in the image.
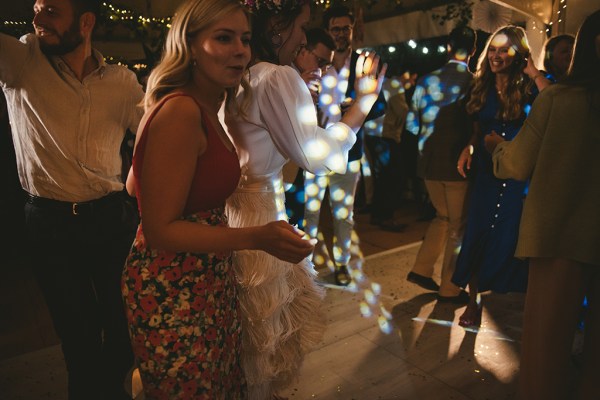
[1,1,172,72]
[553,0,567,34]
[527,0,567,37]
[1,2,172,29]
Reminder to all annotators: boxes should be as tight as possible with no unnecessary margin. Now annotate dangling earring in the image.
[270,32,282,48]
[191,59,197,67]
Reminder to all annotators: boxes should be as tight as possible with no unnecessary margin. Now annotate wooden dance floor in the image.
[0,201,531,399]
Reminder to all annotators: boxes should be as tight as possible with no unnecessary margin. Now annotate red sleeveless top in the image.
[133,93,241,215]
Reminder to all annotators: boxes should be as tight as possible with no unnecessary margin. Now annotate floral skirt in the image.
[121,209,245,399]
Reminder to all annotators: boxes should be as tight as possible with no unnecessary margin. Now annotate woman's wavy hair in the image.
[247,0,309,64]
[143,0,251,114]
[563,9,600,110]
[467,25,533,121]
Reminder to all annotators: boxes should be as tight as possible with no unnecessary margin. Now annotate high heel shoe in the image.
[334,265,351,286]
[459,304,482,327]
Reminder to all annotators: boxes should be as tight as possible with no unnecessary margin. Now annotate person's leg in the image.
[90,197,137,399]
[518,258,587,400]
[579,266,600,399]
[410,180,448,280]
[367,136,395,223]
[328,161,360,269]
[303,171,328,240]
[458,276,481,327]
[387,140,403,208]
[378,139,408,232]
[304,171,329,268]
[25,204,103,400]
[438,181,468,297]
[360,143,374,209]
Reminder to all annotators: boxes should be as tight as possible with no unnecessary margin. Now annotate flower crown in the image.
[243,0,310,14]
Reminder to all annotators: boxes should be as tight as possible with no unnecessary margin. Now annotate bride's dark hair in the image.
[244,0,310,64]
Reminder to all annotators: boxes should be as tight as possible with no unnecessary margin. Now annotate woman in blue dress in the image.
[453,26,550,327]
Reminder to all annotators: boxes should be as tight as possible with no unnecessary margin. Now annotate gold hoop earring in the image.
[270,32,282,48]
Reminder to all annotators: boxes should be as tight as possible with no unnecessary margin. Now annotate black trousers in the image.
[365,136,402,221]
[24,191,138,400]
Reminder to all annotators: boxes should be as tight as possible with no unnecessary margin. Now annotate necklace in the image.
[495,78,508,97]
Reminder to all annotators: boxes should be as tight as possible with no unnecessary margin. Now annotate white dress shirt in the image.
[0,33,144,202]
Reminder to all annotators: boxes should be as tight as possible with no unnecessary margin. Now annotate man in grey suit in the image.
[405,26,477,303]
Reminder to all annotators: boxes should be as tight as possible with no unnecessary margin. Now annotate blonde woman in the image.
[121,0,314,397]
[453,26,550,327]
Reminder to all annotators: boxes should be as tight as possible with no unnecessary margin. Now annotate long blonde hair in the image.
[144,0,251,113]
[467,26,534,121]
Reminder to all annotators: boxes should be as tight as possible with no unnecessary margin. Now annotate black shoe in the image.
[437,290,470,304]
[334,265,351,286]
[407,271,440,291]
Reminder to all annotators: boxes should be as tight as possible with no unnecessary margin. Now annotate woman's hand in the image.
[484,131,505,154]
[524,57,550,90]
[354,51,387,113]
[256,221,315,264]
[457,145,473,178]
[523,56,539,80]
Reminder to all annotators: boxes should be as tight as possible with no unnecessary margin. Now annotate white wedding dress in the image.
[224,62,357,399]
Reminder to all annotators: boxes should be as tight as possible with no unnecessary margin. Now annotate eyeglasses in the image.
[329,25,353,35]
[309,49,332,70]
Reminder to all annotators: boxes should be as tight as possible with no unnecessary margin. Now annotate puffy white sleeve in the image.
[258,65,357,175]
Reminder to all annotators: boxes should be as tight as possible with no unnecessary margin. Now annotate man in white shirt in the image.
[304,5,386,286]
[0,0,144,398]
[285,28,335,227]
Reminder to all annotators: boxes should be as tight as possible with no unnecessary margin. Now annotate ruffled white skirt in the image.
[226,172,326,400]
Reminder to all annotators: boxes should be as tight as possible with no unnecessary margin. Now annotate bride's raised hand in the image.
[354,51,387,113]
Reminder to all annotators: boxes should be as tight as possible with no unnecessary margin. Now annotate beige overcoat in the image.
[493,84,600,266]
